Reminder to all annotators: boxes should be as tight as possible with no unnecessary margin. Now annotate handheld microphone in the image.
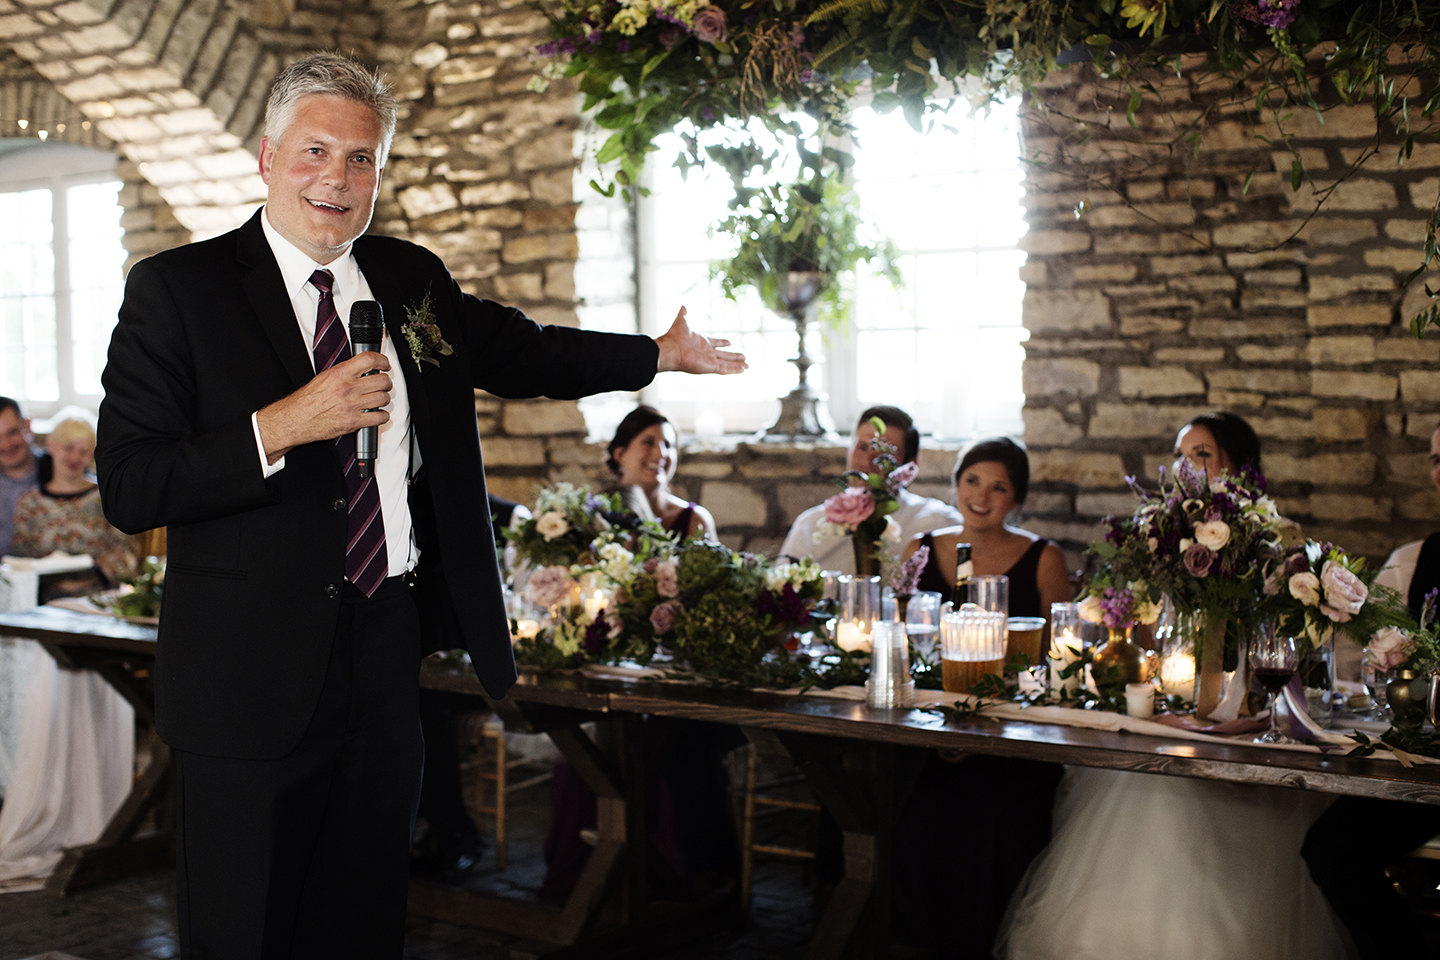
[349,300,384,480]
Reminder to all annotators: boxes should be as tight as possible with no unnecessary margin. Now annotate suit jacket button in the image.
[333,497,346,510]
[325,583,339,598]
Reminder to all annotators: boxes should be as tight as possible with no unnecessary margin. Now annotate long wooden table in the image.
[6,607,1440,957]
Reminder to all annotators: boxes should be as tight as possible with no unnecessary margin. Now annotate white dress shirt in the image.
[778,487,964,573]
[254,208,416,577]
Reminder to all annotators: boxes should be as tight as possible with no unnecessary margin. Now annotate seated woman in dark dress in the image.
[605,404,716,540]
[901,436,1070,624]
[890,437,1070,960]
[541,406,737,902]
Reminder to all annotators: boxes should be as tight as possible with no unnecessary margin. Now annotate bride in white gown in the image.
[995,766,1354,960]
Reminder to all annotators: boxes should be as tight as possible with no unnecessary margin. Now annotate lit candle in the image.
[1049,631,1081,696]
[836,621,872,653]
[1158,652,1196,698]
[583,590,606,620]
[512,619,540,642]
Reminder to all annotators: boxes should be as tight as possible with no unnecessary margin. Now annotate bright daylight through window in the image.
[0,143,126,419]
[635,96,1028,441]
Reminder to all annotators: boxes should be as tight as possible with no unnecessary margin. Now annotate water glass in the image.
[971,575,1009,616]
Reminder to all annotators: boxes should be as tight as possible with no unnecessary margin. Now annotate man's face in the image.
[258,95,384,265]
[848,421,909,474]
[1429,429,1440,494]
[0,408,34,475]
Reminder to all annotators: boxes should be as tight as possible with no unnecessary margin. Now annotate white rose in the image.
[1289,571,1321,607]
[1133,597,1161,625]
[536,511,569,541]
[1194,520,1231,552]
[1078,594,1104,624]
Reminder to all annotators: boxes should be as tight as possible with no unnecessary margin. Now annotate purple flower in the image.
[701,106,715,123]
[650,600,683,635]
[617,39,631,52]
[758,583,810,625]
[583,616,608,653]
[788,23,805,48]
[891,546,929,595]
[885,461,919,494]
[1255,0,1300,28]
[692,6,727,43]
[1184,543,1215,578]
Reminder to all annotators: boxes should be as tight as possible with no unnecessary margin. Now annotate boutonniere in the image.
[402,291,454,368]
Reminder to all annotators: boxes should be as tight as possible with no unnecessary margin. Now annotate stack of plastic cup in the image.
[866,620,913,708]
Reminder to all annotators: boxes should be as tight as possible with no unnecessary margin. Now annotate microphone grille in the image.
[349,300,384,343]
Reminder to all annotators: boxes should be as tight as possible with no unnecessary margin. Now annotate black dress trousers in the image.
[174,576,424,960]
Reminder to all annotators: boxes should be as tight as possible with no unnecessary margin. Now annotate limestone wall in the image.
[1016,62,1440,563]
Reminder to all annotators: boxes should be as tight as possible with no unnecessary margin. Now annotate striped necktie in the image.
[310,268,388,597]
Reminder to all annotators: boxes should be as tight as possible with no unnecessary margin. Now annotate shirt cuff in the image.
[252,411,285,478]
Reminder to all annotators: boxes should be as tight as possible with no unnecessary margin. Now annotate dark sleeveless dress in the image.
[915,533,1051,617]
[667,501,697,538]
[892,533,1063,958]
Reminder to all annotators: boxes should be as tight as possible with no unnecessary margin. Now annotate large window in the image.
[633,97,1028,440]
[0,142,126,418]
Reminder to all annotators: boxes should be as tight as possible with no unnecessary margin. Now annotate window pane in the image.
[0,189,57,400]
[68,181,126,396]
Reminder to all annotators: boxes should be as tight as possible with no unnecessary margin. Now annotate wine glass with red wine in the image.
[1250,630,1298,744]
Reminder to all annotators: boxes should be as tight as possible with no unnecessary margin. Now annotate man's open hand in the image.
[256,352,392,463]
[655,307,747,375]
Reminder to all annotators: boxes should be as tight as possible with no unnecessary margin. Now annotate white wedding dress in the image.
[995,767,1355,960]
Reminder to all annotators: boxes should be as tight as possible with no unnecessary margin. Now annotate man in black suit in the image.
[96,53,742,959]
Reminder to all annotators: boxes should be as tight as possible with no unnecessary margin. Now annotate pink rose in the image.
[1319,560,1366,623]
[823,487,875,530]
[528,565,575,608]
[1183,543,1214,578]
[1366,627,1415,671]
[692,6,727,43]
[654,560,679,598]
[650,600,684,635]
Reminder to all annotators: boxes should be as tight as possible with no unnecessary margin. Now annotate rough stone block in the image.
[1387,454,1434,487]
[1022,408,1082,446]
[1094,232,1211,255]
[1408,415,1440,438]
[699,481,768,526]
[1365,247,1427,272]
[1023,492,1072,515]
[1020,229,1091,254]
[530,169,574,204]
[1120,316,1184,335]
[1398,489,1440,522]
[777,484,835,525]
[493,272,544,302]
[1410,177,1440,209]
[1236,344,1302,362]
[1307,303,1392,327]
[398,183,458,219]
[1313,408,1368,441]
[1208,369,1310,394]
[1211,220,1304,248]
[1207,390,1266,409]
[485,475,543,506]
[1030,452,1127,487]
[678,461,734,479]
[502,233,579,263]
[1118,366,1206,398]
[502,400,586,436]
[1242,288,1307,309]
[1089,403,1203,439]
[1308,274,1397,301]
[1401,371,1440,402]
[1244,268,1303,287]
[1073,264,1137,282]
[1302,217,1379,246]
[1190,317,1305,339]
[1307,494,1392,523]
[1168,274,1237,294]
[1023,519,1104,547]
[1312,371,1396,401]
[481,435,547,466]
[1265,453,1376,485]
[460,181,530,205]
[1154,348,1225,363]
[1306,336,1377,365]
[1023,357,1101,396]
[1022,289,1112,334]
[1075,493,1142,517]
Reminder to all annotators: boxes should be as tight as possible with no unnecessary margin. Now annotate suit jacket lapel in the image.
[352,241,434,434]
[237,211,316,391]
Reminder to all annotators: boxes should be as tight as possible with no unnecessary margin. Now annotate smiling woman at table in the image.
[604,405,716,540]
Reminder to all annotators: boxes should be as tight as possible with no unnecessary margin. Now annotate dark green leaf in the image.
[1290,157,1304,192]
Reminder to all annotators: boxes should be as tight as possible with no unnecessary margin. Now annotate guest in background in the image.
[890,446,1066,959]
[902,437,1070,624]
[0,397,44,558]
[781,405,962,571]
[605,404,715,540]
[1301,417,1440,960]
[11,418,136,600]
[1174,410,1262,477]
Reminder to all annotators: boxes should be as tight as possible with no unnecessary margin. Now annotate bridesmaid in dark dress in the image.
[541,406,738,902]
[892,437,1072,959]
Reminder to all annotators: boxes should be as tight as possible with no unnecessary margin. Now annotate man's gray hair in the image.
[264,53,398,166]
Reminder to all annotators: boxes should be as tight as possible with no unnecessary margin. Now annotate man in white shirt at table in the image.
[779,405,962,572]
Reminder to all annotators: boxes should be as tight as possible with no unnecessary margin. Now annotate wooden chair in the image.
[471,718,552,871]
[739,742,820,911]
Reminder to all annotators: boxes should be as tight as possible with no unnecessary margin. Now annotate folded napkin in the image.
[2,552,94,574]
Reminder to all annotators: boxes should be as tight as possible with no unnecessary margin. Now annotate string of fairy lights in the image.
[1,101,112,141]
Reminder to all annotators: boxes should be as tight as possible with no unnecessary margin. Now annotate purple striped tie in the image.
[311,269,388,597]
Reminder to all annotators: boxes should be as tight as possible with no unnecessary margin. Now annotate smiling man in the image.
[96,54,744,959]
[0,397,41,556]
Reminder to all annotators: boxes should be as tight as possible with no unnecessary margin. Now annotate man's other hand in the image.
[256,352,392,463]
[655,307,747,375]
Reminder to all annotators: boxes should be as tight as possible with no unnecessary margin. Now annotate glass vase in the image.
[1297,628,1336,728]
[1169,607,1227,718]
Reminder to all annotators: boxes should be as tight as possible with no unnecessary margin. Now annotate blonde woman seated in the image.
[11,417,137,600]
[604,405,716,540]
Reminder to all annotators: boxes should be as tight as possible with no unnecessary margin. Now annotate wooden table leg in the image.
[770,730,925,960]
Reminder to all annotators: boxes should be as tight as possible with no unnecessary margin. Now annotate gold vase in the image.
[1195,612,1227,720]
[1092,626,1145,692]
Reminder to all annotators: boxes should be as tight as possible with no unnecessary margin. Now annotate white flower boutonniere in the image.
[402,291,454,368]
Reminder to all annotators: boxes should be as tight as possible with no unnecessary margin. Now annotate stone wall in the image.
[1016,61,1440,563]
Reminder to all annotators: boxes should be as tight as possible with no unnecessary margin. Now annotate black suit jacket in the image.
[96,210,657,760]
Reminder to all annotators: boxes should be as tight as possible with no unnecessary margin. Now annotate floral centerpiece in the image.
[1076,574,1162,694]
[102,554,165,621]
[1264,540,1407,655]
[819,416,915,576]
[1089,459,1287,715]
